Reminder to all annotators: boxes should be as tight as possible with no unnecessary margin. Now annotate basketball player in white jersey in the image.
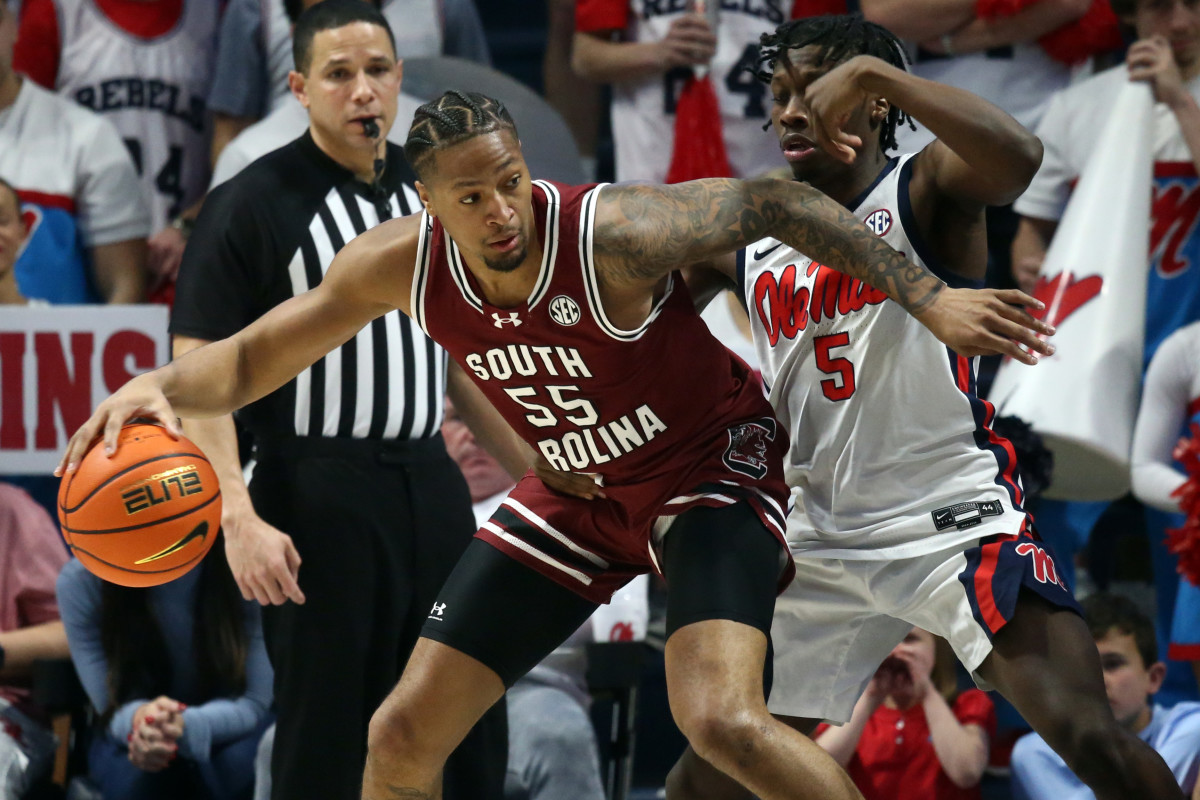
[666,15,1187,800]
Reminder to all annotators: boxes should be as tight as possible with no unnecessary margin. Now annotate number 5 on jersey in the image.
[814,333,856,401]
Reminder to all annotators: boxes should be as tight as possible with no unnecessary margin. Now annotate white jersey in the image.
[610,0,792,183]
[54,0,217,231]
[742,155,1030,559]
[262,0,442,113]
[0,81,149,303]
[1017,66,1200,222]
[701,289,759,373]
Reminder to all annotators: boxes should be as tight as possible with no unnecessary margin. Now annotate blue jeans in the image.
[87,716,272,800]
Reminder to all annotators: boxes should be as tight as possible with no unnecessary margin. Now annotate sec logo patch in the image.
[864,209,892,236]
[549,295,581,326]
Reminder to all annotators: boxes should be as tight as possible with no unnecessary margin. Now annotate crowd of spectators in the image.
[3,0,1200,797]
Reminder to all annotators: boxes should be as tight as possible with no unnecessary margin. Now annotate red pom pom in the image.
[1167,422,1200,585]
[665,75,732,184]
[1037,0,1123,65]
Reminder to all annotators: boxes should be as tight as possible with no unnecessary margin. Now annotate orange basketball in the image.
[57,423,222,587]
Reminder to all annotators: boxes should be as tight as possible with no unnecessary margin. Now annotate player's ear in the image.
[871,96,889,124]
[289,70,309,108]
[416,181,435,217]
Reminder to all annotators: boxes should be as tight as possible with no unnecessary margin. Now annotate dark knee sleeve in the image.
[661,504,784,639]
[420,538,600,687]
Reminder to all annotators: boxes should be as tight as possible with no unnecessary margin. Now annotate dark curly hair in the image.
[755,15,914,154]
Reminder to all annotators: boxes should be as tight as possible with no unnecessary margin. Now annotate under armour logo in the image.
[428,602,447,621]
[492,312,522,328]
[1015,542,1068,590]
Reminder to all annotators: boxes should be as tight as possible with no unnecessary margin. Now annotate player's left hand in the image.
[915,287,1055,364]
[803,56,871,164]
[1128,36,1188,108]
[532,455,606,500]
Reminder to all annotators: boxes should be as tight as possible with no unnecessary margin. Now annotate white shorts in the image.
[767,531,1079,723]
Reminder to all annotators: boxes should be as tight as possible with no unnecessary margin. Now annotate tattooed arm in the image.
[593,178,1056,362]
[595,178,943,314]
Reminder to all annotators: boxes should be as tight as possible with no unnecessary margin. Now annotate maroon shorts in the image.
[476,416,793,604]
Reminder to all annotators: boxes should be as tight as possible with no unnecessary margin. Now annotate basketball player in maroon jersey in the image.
[58,91,1054,800]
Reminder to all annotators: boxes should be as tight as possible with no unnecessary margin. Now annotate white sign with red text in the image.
[0,305,169,474]
[990,82,1153,502]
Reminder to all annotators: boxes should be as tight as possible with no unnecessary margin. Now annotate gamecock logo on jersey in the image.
[863,209,892,236]
[1015,542,1068,590]
[722,418,776,479]
[549,295,581,326]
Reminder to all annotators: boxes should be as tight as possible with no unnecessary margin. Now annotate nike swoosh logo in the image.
[753,242,783,260]
[135,521,209,565]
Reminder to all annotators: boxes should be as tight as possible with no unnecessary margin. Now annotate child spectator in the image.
[814,627,995,800]
[1011,592,1200,799]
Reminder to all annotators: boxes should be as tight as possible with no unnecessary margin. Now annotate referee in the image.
[169,4,520,799]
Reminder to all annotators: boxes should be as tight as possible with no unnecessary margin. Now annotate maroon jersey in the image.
[412,180,792,601]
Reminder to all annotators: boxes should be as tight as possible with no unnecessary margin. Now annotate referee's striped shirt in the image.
[171,132,444,441]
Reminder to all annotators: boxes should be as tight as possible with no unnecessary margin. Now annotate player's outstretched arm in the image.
[56,217,422,475]
[593,178,1055,362]
[804,56,1042,206]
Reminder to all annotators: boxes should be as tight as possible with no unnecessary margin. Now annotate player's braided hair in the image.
[755,15,914,154]
[404,91,519,179]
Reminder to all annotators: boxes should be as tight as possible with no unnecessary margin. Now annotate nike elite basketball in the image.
[58,423,221,587]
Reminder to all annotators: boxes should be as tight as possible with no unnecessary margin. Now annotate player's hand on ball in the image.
[223,506,306,606]
[533,455,606,500]
[55,373,182,476]
[915,287,1056,364]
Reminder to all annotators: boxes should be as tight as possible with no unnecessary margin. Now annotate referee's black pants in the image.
[249,434,507,800]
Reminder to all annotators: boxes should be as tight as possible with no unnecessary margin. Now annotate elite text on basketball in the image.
[121,464,205,515]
